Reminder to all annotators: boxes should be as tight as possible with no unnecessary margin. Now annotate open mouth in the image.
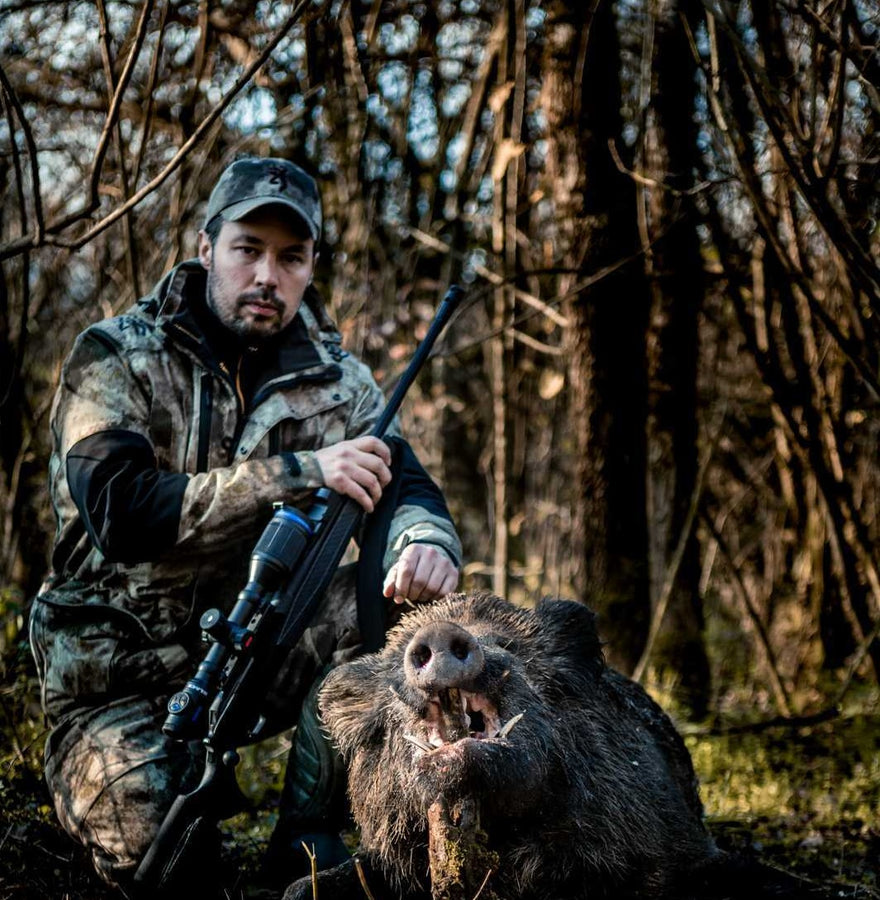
[403,687,524,754]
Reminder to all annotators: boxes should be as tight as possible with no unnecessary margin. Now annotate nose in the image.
[404,621,485,693]
[254,253,279,287]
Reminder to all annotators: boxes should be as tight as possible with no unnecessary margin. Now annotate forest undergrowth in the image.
[688,697,880,896]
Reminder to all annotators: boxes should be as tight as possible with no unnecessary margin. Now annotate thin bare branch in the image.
[0,0,317,262]
[88,0,156,211]
[131,0,171,189]
[701,0,880,305]
[693,10,880,401]
[702,511,794,717]
[633,417,719,685]
[0,74,32,411]
[0,62,44,240]
[95,0,143,298]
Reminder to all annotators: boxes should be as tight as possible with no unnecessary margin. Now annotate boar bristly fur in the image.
[310,592,719,899]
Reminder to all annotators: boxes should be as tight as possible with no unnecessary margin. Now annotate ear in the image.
[318,655,389,759]
[198,230,212,270]
[534,598,604,676]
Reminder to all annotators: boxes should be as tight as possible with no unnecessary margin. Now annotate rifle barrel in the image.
[370,284,463,438]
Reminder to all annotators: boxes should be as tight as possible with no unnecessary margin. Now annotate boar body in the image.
[285,593,728,899]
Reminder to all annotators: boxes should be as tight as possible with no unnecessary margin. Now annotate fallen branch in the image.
[681,705,840,737]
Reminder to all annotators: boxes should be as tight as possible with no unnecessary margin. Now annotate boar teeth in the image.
[438,688,469,741]
[403,732,434,753]
[498,711,524,738]
[417,689,512,745]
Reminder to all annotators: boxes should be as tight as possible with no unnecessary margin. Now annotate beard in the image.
[206,271,285,341]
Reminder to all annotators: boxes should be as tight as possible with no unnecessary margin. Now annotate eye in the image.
[282,249,309,265]
[497,637,521,656]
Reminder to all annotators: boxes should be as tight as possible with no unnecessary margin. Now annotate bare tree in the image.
[2,0,879,724]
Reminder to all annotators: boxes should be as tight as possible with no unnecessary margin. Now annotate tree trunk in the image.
[639,0,711,716]
[548,0,651,671]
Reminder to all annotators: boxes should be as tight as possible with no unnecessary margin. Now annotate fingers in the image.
[352,436,393,469]
[314,437,393,512]
[383,544,460,606]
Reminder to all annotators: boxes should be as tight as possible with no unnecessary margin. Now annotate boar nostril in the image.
[450,638,471,661]
[411,643,432,668]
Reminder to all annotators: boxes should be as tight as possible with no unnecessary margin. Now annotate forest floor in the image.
[685,702,880,897]
[1,670,878,900]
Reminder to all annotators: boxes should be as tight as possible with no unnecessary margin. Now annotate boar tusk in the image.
[403,732,434,753]
[498,712,524,739]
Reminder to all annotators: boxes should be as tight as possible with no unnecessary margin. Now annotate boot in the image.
[259,672,350,889]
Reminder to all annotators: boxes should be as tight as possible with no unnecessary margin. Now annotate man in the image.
[29,157,461,897]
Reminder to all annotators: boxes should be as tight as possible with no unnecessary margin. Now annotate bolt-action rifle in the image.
[134,285,463,892]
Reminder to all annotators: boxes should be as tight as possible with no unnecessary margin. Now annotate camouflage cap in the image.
[204,157,322,241]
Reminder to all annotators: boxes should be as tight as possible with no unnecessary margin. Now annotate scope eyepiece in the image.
[248,505,315,591]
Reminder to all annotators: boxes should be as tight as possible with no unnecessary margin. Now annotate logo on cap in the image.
[266,165,289,191]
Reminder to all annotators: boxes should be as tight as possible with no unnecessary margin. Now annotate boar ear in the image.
[318,656,389,760]
[533,598,604,676]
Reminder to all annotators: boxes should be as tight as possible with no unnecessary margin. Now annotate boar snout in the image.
[404,621,485,693]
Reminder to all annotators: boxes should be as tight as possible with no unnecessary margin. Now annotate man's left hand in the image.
[382,544,459,605]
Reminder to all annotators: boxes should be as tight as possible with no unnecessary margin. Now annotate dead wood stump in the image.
[427,795,500,900]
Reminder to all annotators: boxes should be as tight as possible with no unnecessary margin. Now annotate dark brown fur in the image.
[286,593,722,899]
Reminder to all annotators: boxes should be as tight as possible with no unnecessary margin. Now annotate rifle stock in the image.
[134,753,247,891]
[134,284,463,891]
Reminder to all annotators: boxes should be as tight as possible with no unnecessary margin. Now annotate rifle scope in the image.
[163,503,319,740]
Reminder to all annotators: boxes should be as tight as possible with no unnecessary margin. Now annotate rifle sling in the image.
[356,437,405,652]
[274,493,363,650]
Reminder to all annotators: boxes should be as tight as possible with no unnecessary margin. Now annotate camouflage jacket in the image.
[32,260,461,719]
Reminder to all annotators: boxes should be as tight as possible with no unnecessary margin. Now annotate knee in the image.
[43,699,202,889]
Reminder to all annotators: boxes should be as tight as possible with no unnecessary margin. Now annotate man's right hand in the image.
[314,436,392,512]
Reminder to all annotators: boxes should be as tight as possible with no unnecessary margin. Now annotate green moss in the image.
[685,706,880,891]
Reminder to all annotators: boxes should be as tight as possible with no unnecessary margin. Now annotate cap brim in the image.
[219,197,320,241]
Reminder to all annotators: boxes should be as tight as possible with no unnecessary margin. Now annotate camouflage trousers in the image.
[29,565,369,892]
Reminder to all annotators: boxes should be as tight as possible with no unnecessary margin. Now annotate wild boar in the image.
[285,592,723,899]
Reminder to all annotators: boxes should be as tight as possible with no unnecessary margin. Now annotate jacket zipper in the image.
[233,357,246,412]
[219,358,248,460]
[197,374,213,473]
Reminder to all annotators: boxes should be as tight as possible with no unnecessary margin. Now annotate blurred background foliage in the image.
[1,0,878,894]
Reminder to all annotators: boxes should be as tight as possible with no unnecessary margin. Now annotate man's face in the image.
[198,207,317,341]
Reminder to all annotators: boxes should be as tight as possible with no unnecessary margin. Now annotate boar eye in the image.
[496,636,521,655]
